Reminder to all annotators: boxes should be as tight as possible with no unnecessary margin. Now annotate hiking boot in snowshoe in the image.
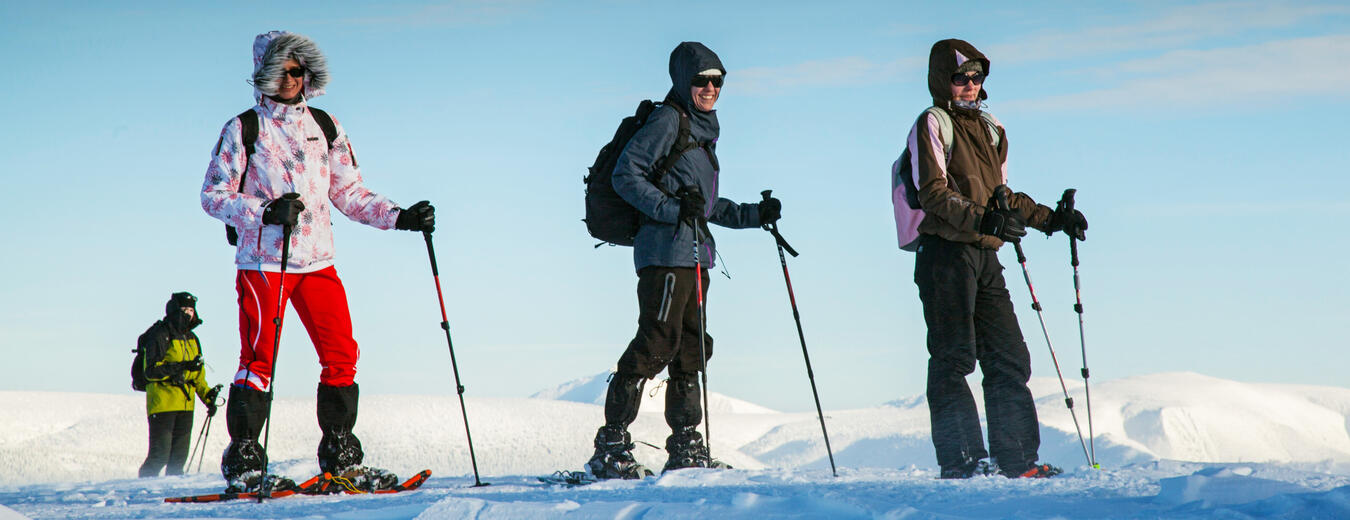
[662,427,730,472]
[321,465,400,493]
[316,383,367,475]
[939,459,992,479]
[585,425,653,480]
[1004,463,1062,479]
[221,385,271,482]
[224,470,298,494]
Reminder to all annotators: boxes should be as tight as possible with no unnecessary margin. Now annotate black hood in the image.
[666,42,726,112]
[164,292,202,332]
[664,41,725,143]
[928,39,990,106]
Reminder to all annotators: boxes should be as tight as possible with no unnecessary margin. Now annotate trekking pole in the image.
[760,190,836,477]
[187,413,211,473]
[994,186,1092,468]
[422,230,489,487]
[259,193,299,501]
[689,220,714,458]
[193,387,226,473]
[1058,189,1098,469]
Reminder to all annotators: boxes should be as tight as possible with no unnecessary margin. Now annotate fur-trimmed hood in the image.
[251,31,328,101]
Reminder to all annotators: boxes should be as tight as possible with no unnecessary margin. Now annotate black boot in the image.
[662,427,730,472]
[221,385,295,492]
[662,373,729,472]
[585,372,652,480]
[316,383,397,491]
[586,425,652,479]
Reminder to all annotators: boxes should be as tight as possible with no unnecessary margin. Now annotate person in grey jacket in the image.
[587,41,782,479]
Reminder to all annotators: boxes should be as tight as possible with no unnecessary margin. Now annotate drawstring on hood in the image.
[928,39,990,108]
[250,31,329,102]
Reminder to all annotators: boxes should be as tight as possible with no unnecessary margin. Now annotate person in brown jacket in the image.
[904,38,1087,479]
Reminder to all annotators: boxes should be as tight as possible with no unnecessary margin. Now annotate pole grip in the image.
[759,189,799,257]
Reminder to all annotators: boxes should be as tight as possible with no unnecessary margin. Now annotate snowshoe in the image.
[586,425,653,480]
[317,466,401,493]
[1007,463,1063,479]
[538,470,600,487]
[224,471,299,494]
[662,428,730,473]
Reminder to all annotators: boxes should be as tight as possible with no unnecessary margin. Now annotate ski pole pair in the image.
[995,187,1097,469]
[187,385,226,473]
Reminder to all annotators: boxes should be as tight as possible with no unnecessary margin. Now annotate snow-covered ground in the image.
[3,371,1350,519]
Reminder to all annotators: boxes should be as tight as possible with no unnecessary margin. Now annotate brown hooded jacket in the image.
[909,39,1052,249]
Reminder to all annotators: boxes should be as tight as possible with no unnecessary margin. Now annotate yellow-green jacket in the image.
[139,320,212,415]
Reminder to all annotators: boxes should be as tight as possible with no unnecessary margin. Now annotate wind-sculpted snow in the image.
[3,372,1350,518]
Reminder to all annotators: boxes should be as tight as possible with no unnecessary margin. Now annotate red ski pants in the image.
[233,266,359,391]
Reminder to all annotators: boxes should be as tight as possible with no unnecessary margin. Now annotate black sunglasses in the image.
[691,74,724,88]
[283,67,307,79]
[950,72,985,86]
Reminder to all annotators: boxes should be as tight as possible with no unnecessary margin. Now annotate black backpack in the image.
[224,107,340,245]
[131,326,165,392]
[130,343,148,392]
[583,98,696,246]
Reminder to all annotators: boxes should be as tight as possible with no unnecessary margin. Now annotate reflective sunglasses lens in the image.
[284,67,306,78]
[951,73,985,86]
[692,75,723,88]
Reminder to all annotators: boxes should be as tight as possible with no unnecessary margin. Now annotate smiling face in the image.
[277,58,305,101]
[691,82,719,112]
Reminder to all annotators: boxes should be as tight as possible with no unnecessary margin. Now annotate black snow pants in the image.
[617,266,713,381]
[914,234,1039,474]
[139,410,194,477]
[606,266,712,430]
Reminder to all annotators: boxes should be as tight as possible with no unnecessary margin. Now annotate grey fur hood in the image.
[251,31,329,101]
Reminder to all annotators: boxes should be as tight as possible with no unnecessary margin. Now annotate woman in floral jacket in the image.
[200,30,434,493]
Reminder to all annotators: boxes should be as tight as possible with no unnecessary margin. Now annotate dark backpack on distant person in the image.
[131,326,165,392]
[224,107,340,245]
[131,343,148,392]
[583,98,697,246]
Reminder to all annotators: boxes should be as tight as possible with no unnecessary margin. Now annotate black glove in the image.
[262,193,304,226]
[395,200,435,232]
[203,384,223,417]
[1049,206,1088,241]
[676,186,705,224]
[979,207,1028,243]
[182,359,204,372]
[758,196,782,225]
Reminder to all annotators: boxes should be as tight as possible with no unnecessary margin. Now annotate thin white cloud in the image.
[988,2,1350,64]
[733,56,923,95]
[1003,35,1350,110]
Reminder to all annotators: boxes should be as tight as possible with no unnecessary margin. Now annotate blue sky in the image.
[1,1,1347,413]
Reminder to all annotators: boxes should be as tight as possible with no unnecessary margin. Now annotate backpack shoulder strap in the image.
[651,101,697,192]
[923,107,954,151]
[236,109,258,194]
[237,109,258,158]
[307,107,339,149]
[978,111,1001,148]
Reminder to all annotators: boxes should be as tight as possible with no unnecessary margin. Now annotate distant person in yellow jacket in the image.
[138,292,221,477]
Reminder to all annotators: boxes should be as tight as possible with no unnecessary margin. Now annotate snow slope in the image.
[2,371,1350,519]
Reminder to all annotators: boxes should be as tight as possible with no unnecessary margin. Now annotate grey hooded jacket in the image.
[612,42,762,271]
